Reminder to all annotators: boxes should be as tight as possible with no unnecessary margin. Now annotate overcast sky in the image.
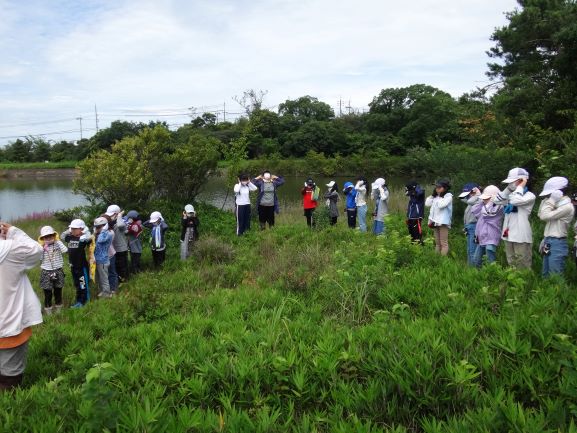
[0,0,518,145]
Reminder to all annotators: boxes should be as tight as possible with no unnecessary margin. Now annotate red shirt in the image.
[302,187,317,209]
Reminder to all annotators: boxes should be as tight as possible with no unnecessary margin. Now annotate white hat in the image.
[184,204,195,213]
[40,226,57,238]
[502,167,529,183]
[371,178,386,189]
[149,211,163,223]
[106,204,121,216]
[69,219,86,229]
[326,181,336,188]
[539,176,568,196]
[93,216,108,227]
[480,185,500,200]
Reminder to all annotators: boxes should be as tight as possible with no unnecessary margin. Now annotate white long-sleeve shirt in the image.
[493,186,536,243]
[234,182,257,206]
[0,227,43,339]
[355,181,367,206]
[425,193,453,226]
[538,197,574,238]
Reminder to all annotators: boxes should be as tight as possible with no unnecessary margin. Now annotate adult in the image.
[355,177,369,232]
[371,178,389,235]
[343,182,358,229]
[302,178,318,228]
[493,168,536,269]
[459,182,481,266]
[425,179,453,256]
[252,171,285,230]
[537,176,575,277]
[405,181,425,243]
[324,181,340,225]
[0,223,43,390]
[234,174,257,236]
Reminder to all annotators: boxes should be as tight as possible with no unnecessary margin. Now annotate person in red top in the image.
[302,178,318,227]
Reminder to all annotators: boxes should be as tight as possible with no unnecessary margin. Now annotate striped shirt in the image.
[40,240,68,271]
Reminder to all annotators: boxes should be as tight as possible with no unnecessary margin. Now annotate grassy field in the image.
[0,161,78,170]
[2,203,577,432]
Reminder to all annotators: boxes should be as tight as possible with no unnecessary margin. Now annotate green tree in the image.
[30,138,52,162]
[278,96,335,128]
[282,120,347,157]
[87,120,151,154]
[4,139,32,162]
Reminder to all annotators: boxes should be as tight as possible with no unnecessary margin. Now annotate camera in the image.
[542,243,551,256]
[49,272,58,282]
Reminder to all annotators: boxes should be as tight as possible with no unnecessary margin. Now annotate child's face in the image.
[42,234,55,244]
[435,186,446,194]
[71,228,83,237]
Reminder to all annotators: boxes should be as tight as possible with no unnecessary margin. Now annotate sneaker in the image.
[71,302,84,308]
[44,306,53,315]
[54,304,63,313]
[97,292,112,298]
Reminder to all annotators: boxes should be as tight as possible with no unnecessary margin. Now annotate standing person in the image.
[61,219,92,308]
[405,181,425,243]
[355,177,369,232]
[92,217,113,298]
[324,181,340,225]
[181,204,199,260]
[234,174,257,236]
[493,168,536,269]
[0,222,43,390]
[343,182,357,229]
[471,185,504,267]
[302,178,318,227]
[38,226,67,315]
[252,171,285,230]
[459,182,481,266]
[537,176,575,278]
[125,210,143,274]
[143,211,169,268]
[107,205,129,284]
[425,179,453,256]
[371,178,389,235]
[572,193,577,269]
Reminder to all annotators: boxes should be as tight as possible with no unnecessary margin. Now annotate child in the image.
[355,177,368,232]
[302,178,318,227]
[343,182,357,229]
[471,185,503,267]
[405,181,425,243]
[143,211,169,268]
[324,181,340,225]
[425,179,453,256]
[234,174,257,236]
[371,178,389,235]
[181,204,200,260]
[92,217,113,298]
[107,205,129,283]
[459,182,481,266]
[61,219,92,308]
[38,226,67,315]
[126,210,143,274]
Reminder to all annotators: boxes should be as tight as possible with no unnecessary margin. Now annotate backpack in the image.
[312,186,321,201]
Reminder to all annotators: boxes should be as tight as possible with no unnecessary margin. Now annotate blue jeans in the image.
[473,244,497,268]
[108,254,118,291]
[373,220,384,235]
[357,204,367,232]
[542,237,568,277]
[464,223,477,266]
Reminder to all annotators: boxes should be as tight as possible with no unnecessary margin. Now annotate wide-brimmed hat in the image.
[539,176,568,196]
[40,226,57,238]
[68,219,86,229]
[458,182,480,198]
[149,211,163,223]
[184,204,195,213]
[502,167,529,183]
[372,178,386,189]
[480,185,500,200]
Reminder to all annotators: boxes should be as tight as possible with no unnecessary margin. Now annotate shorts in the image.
[0,342,29,376]
[40,268,65,292]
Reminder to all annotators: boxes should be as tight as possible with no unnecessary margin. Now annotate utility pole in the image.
[94,105,99,132]
[223,101,226,122]
[76,116,83,140]
[338,98,342,117]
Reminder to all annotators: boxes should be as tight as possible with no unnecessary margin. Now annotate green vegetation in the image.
[0,161,77,170]
[3,201,577,432]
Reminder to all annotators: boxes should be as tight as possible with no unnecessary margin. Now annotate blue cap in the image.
[459,182,479,198]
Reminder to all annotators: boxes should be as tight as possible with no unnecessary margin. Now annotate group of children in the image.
[37,204,199,314]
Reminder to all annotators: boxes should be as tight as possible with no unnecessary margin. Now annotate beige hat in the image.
[480,185,500,200]
[40,226,57,238]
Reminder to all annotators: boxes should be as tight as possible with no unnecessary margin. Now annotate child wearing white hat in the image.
[143,211,169,268]
[38,226,68,314]
[537,176,575,277]
[324,181,340,225]
[61,219,92,308]
[181,204,199,260]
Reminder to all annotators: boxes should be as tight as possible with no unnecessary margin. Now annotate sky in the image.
[0,0,519,145]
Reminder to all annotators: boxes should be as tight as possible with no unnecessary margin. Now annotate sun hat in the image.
[93,216,108,227]
[372,178,386,189]
[539,176,568,196]
[105,204,121,216]
[184,204,195,213]
[326,181,336,188]
[40,226,57,238]
[502,167,529,183]
[69,219,86,230]
[126,210,139,220]
[480,185,501,200]
[343,181,354,190]
[434,179,451,190]
[149,211,163,223]
[458,182,480,198]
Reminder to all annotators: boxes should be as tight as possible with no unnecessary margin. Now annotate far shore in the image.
[0,167,77,179]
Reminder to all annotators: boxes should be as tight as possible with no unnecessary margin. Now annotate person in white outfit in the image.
[425,179,453,255]
[493,167,536,269]
[0,223,43,390]
[234,174,257,236]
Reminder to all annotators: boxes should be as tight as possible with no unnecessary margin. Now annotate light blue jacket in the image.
[94,230,113,265]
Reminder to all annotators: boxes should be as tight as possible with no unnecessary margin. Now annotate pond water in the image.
[1,174,415,222]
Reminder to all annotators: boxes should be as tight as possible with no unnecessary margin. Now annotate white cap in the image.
[502,167,529,183]
[69,219,86,229]
[371,178,386,189]
[40,226,57,238]
[480,185,501,200]
[539,176,568,196]
[184,204,195,213]
[106,204,121,216]
[149,211,163,223]
[326,181,335,188]
[94,216,108,227]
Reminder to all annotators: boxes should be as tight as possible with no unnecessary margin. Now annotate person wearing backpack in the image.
[302,178,318,228]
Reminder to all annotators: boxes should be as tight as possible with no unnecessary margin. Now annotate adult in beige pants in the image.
[425,179,453,256]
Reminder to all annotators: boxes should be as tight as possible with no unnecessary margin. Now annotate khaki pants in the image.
[504,241,532,269]
[433,225,449,256]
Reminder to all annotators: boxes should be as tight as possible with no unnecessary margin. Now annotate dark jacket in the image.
[142,220,169,251]
[407,186,425,219]
[181,216,200,241]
